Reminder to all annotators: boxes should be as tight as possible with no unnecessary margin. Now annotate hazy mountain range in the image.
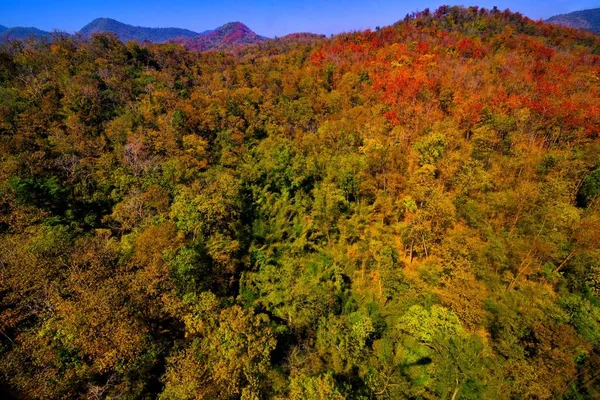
[0,18,266,50]
[79,18,213,43]
[546,7,600,34]
[0,25,52,41]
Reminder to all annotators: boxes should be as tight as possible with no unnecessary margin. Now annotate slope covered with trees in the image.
[547,8,600,34]
[1,5,600,399]
[168,22,266,51]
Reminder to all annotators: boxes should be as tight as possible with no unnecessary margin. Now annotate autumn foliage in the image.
[1,6,600,399]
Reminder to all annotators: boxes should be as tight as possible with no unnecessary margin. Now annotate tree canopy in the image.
[1,6,600,399]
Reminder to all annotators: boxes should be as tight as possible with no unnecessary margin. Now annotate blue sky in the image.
[1,0,599,37]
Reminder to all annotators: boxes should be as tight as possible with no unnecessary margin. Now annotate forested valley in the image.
[1,6,600,399]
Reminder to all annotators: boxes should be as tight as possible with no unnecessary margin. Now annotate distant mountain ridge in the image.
[0,26,51,41]
[0,18,266,50]
[78,18,209,43]
[168,21,266,50]
[546,8,600,34]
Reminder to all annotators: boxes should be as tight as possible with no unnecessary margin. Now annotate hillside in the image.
[78,17,205,43]
[277,32,327,42]
[1,6,600,400]
[169,21,266,50]
[546,7,600,34]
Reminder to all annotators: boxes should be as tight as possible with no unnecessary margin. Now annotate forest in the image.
[1,5,600,399]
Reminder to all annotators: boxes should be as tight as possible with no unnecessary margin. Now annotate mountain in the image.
[546,8,600,34]
[0,18,264,49]
[78,18,206,43]
[0,26,51,41]
[169,22,266,50]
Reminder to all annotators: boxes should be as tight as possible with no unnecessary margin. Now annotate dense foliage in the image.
[1,6,600,399]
